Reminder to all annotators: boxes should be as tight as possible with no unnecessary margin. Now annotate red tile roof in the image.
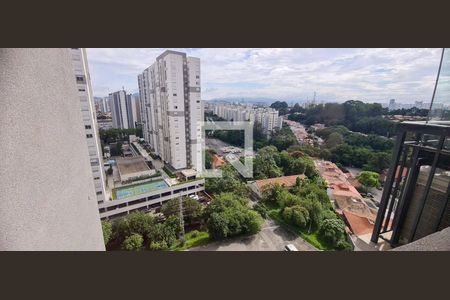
[343,210,374,237]
[255,174,306,190]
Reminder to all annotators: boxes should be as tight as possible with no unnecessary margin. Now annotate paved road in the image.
[205,138,245,158]
[189,219,318,251]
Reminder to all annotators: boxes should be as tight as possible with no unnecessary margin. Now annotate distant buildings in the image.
[95,96,110,113]
[70,48,106,204]
[211,103,283,137]
[388,99,396,111]
[138,50,203,171]
[109,89,139,129]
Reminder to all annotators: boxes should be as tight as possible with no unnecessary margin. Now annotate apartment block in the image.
[70,48,106,204]
[109,90,130,129]
[211,103,283,137]
[1,48,104,250]
[138,50,203,171]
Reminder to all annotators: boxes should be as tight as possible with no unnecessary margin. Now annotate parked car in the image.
[284,244,298,251]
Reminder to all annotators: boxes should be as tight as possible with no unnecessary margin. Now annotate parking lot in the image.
[189,219,318,251]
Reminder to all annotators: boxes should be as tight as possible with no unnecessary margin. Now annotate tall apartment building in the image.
[138,50,203,171]
[70,48,106,204]
[110,90,130,129]
[109,90,139,129]
[131,94,142,125]
[0,48,104,250]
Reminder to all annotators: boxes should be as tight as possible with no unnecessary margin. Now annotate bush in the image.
[189,230,200,238]
[149,240,168,250]
[101,220,112,246]
[121,233,144,251]
[253,202,268,219]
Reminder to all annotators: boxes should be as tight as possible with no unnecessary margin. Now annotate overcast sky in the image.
[87,48,442,103]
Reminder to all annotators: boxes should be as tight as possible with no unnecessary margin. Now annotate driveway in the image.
[189,219,318,251]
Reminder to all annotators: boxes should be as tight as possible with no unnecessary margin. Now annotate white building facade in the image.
[70,48,106,204]
[212,103,283,137]
[138,50,203,171]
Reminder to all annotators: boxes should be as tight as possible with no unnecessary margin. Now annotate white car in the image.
[284,244,298,251]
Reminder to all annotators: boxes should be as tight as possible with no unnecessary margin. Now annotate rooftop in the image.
[116,157,151,175]
[343,210,374,237]
[255,174,306,190]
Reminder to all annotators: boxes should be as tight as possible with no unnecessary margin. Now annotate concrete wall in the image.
[0,48,105,250]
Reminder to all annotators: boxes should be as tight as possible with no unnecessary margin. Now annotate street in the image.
[189,219,318,251]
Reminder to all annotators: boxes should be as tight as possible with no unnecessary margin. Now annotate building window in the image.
[94,177,100,180]
[174,106,178,109]
[196,75,200,79]
[173,93,177,96]
[196,100,200,103]
[85,125,91,129]
[96,191,103,195]
[78,88,85,92]
[76,75,86,84]
[86,134,93,138]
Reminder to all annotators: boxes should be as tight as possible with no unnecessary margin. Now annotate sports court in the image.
[114,180,169,200]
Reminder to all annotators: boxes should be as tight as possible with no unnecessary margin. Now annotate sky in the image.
[87,48,442,103]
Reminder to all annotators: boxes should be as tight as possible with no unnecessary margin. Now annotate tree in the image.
[205,164,248,197]
[364,152,391,173]
[204,193,263,239]
[253,146,283,179]
[269,126,298,151]
[101,220,112,246]
[357,171,380,193]
[282,205,309,228]
[326,132,344,149]
[270,101,289,115]
[121,233,144,251]
[319,218,346,246]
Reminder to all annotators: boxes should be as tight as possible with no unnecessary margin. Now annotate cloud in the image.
[86,48,442,103]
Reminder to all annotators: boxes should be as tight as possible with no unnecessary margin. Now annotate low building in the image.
[99,178,205,220]
[248,174,306,199]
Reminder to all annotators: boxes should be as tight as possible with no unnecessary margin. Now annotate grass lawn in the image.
[170,231,211,251]
[265,203,334,251]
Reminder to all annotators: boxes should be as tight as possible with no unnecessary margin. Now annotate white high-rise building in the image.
[1,48,105,250]
[138,50,203,171]
[70,48,106,204]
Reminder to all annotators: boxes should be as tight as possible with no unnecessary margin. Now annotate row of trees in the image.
[99,127,143,144]
[289,100,395,137]
[310,126,393,173]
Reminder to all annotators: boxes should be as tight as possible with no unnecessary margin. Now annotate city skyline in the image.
[88,48,442,103]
